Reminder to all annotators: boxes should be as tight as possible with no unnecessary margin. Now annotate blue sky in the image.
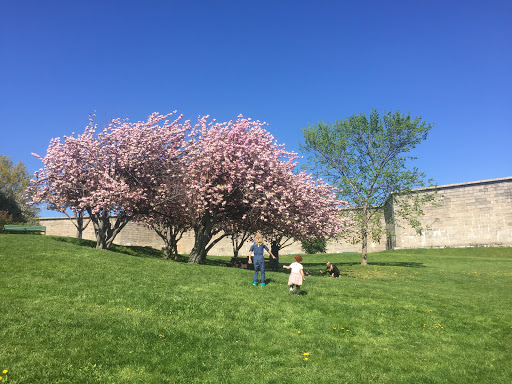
[1,0,511,217]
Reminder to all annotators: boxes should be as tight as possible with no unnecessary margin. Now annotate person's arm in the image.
[248,247,253,264]
[300,269,305,280]
[283,265,291,270]
[265,245,276,259]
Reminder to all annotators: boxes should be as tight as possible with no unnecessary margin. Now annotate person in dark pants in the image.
[270,242,279,272]
[248,232,276,286]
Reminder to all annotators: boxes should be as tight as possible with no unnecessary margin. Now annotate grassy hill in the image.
[0,235,511,383]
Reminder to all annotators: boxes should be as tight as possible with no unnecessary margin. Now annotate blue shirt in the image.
[249,243,269,260]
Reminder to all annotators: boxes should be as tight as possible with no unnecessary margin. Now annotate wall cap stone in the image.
[408,176,512,193]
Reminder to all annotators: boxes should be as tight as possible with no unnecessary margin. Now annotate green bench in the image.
[3,225,46,234]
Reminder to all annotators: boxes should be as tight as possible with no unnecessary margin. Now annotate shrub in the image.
[301,237,327,254]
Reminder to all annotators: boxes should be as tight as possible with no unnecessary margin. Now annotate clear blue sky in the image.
[1,0,511,217]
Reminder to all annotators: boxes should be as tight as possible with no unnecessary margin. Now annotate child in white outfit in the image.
[283,255,305,295]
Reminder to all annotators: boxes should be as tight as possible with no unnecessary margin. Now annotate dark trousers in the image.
[270,258,279,272]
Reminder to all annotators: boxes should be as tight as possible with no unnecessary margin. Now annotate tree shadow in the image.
[204,257,232,267]
[51,236,96,248]
[50,236,164,259]
[109,244,164,259]
[366,261,426,268]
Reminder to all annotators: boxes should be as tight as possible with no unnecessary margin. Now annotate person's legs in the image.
[296,285,301,295]
[271,258,279,272]
[254,259,263,284]
[253,262,260,284]
[260,260,266,285]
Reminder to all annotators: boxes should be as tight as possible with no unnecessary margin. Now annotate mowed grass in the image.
[0,235,511,384]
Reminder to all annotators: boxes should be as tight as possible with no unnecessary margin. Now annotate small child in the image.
[283,255,305,295]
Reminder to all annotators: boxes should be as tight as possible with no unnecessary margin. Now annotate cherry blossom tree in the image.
[184,115,352,264]
[256,170,351,256]
[28,119,97,239]
[139,172,193,260]
[29,111,188,249]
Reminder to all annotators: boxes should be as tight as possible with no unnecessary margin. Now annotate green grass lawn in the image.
[1,235,511,383]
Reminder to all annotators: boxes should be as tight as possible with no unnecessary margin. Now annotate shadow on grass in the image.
[48,236,428,269]
[51,236,164,259]
[49,236,234,263]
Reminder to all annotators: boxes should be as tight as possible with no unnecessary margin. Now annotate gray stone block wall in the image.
[393,177,512,249]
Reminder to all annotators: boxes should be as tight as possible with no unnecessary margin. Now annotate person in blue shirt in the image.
[248,232,276,286]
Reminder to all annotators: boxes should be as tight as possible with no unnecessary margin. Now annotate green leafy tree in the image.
[301,237,327,254]
[300,109,436,265]
[0,155,39,223]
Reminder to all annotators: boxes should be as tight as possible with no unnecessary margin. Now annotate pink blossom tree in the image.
[184,115,352,264]
[27,117,98,239]
[29,111,189,249]
[255,171,351,256]
[139,172,193,260]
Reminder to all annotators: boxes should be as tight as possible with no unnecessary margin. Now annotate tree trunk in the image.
[188,231,209,264]
[76,212,84,240]
[87,209,131,249]
[231,230,251,258]
[232,236,239,258]
[361,208,368,265]
[360,226,368,265]
[188,213,214,264]
[152,223,184,260]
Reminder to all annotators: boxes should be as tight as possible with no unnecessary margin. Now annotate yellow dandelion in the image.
[0,376,3,380]
[126,308,130,311]
[1,370,6,374]
[303,352,310,356]
[353,345,357,348]
[304,357,308,361]
[298,331,301,334]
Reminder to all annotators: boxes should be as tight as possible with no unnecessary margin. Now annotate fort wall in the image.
[391,177,512,249]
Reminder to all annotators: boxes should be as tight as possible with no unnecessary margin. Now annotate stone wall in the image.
[391,177,512,249]
[38,177,512,255]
